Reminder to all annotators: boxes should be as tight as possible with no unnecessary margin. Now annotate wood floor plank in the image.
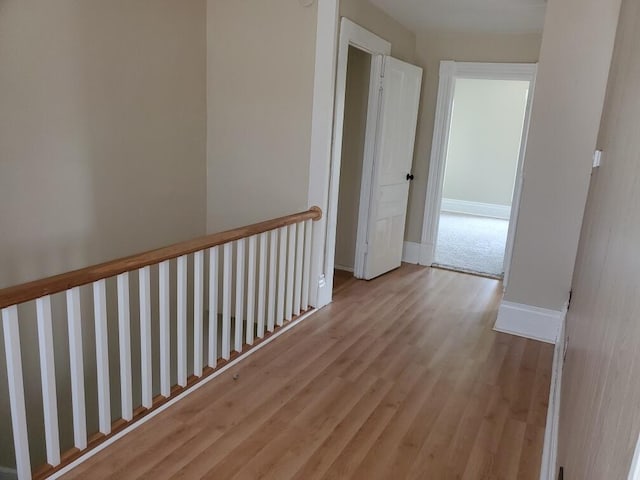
[289,377,394,480]
[517,423,546,480]
[60,265,554,480]
[348,368,443,480]
[494,417,528,479]
[225,372,379,480]
[318,362,429,480]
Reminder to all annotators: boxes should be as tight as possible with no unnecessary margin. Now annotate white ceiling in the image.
[368,0,547,34]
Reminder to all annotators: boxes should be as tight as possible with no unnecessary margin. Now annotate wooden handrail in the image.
[0,207,322,309]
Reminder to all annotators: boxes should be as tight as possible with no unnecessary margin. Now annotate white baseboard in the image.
[494,301,565,344]
[402,242,433,266]
[334,264,354,273]
[441,198,511,220]
[402,241,421,264]
[539,318,566,480]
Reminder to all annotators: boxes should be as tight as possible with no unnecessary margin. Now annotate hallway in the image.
[62,266,552,480]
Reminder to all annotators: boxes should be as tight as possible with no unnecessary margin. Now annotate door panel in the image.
[364,56,422,280]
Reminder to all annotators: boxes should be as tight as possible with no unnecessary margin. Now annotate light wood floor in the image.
[63,265,553,480]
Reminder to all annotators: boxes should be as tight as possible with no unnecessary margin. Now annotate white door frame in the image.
[420,61,538,286]
[321,18,391,299]
[306,0,339,309]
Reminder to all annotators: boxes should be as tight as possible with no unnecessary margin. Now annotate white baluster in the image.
[2,306,31,479]
[159,260,171,397]
[257,233,268,338]
[139,266,152,408]
[302,219,312,310]
[66,287,87,449]
[92,281,111,435]
[222,243,232,359]
[235,239,245,352]
[246,236,257,345]
[117,273,133,421]
[294,221,304,316]
[36,296,61,464]
[276,226,287,328]
[268,229,278,332]
[208,246,219,367]
[285,223,296,322]
[194,251,204,377]
[177,255,187,387]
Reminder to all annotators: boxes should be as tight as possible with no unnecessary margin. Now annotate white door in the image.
[363,56,422,280]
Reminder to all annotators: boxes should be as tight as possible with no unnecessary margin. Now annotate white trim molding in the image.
[494,300,565,344]
[334,264,354,273]
[307,0,339,308]
[402,242,421,264]
[441,198,511,220]
[402,241,432,266]
[539,318,566,480]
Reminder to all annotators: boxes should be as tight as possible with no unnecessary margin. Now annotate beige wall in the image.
[0,0,207,289]
[406,31,542,242]
[557,0,640,476]
[504,0,622,310]
[443,78,530,207]
[335,47,371,270]
[340,0,416,62]
[206,0,318,233]
[0,0,207,468]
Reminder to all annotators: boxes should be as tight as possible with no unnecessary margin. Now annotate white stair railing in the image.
[0,207,321,479]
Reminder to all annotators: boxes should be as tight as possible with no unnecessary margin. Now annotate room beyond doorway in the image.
[435,212,509,277]
[435,77,529,277]
[422,62,537,284]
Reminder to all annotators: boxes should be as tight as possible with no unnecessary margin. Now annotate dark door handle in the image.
[406,174,415,181]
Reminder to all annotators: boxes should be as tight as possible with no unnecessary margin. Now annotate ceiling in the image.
[367,0,547,34]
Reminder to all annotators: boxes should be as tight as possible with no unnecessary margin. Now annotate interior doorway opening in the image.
[325,18,422,297]
[435,77,530,277]
[334,46,371,290]
[422,62,537,285]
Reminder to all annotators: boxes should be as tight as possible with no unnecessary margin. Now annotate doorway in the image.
[422,62,536,284]
[334,46,371,284]
[325,18,422,295]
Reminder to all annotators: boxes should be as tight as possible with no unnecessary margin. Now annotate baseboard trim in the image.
[402,242,433,266]
[402,241,421,264]
[539,318,565,480]
[494,301,565,344]
[334,264,354,273]
[441,198,511,220]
